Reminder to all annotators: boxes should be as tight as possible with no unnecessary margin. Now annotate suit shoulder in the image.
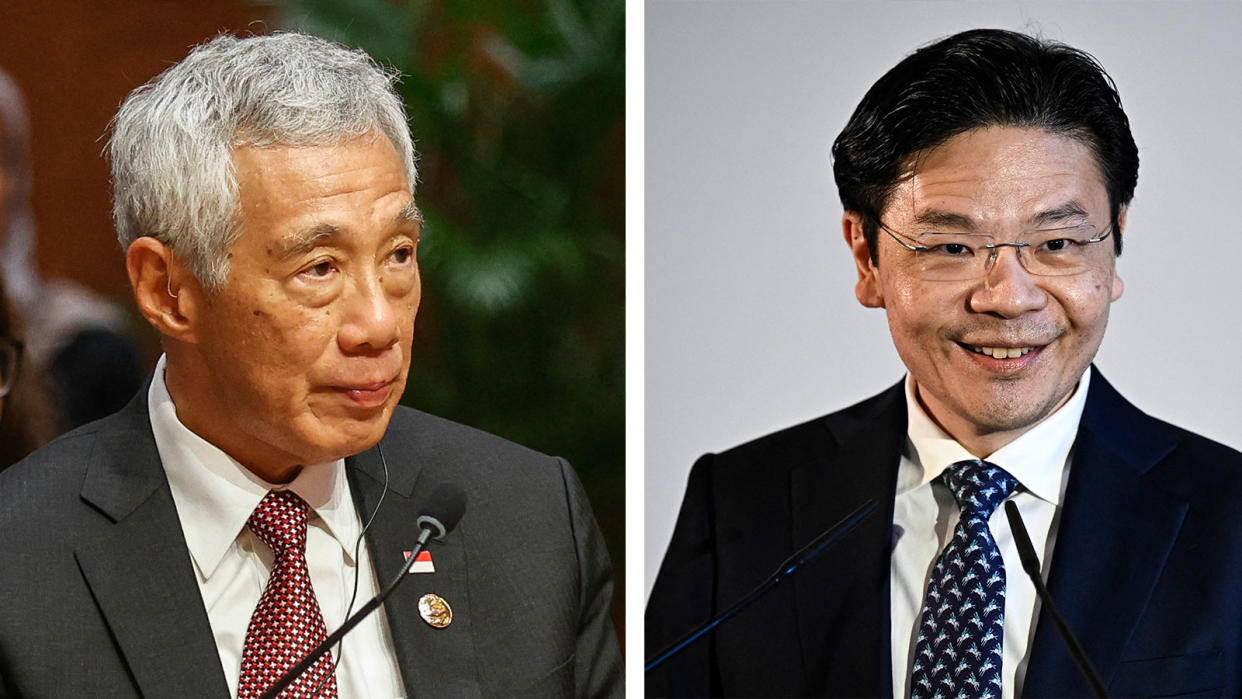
[1150,416,1242,492]
[2,389,150,474]
[702,381,904,477]
[0,412,151,555]
[385,404,552,458]
[0,415,122,512]
[712,414,834,466]
[382,405,566,487]
[1087,370,1242,474]
[1090,379,1242,508]
[1163,421,1242,461]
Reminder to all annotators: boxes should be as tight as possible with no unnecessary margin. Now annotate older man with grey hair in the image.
[0,32,622,698]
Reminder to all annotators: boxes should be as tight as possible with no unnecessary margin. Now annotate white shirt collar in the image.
[148,354,360,580]
[900,367,1091,505]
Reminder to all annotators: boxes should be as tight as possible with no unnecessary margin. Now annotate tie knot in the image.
[942,459,1017,519]
[248,490,309,556]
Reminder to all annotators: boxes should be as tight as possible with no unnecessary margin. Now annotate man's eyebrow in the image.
[909,203,1094,233]
[271,223,341,260]
[395,200,423,226]
[911,210,977,232]
[270,202,420,260]
[1029,203,1092,227]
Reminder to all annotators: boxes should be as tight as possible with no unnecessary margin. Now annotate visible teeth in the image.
[970,345,1035,359]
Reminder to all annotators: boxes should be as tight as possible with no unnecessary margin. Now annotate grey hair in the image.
[109,32,417,289]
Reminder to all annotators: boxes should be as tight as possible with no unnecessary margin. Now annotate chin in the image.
[960,388,1065,433]
[285,401,398,462]
[334,418,392,455]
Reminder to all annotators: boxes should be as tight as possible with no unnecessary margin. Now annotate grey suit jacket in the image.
[0,387,623,697]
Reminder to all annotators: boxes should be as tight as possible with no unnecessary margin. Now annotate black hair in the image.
[831,28,1138,262]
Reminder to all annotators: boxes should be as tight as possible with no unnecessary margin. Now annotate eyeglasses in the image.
[876,220,1115,281]
[0,337,22,399]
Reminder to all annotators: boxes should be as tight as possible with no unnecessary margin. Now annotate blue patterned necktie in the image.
[910,459,1018,699]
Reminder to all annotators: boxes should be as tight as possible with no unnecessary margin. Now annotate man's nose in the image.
[968,245,1047,318]
[338,273,400,353]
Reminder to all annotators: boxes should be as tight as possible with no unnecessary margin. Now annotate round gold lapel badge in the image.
[418,593,453,628]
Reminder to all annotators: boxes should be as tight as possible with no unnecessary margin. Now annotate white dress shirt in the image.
[890,368,1091,699]
[148,355,406,698]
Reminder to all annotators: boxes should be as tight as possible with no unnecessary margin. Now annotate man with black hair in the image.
[647,28,1242,697]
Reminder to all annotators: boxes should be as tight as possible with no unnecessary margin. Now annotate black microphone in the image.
[645,498,878,672]
[260,483,467,699]
[1003,500,1110,698]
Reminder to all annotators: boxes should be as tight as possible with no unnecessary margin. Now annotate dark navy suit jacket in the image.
[647,369,1242,697]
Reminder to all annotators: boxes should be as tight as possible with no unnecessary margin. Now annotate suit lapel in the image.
[74,395,230,698]
[347,441,482,698]
[1023,371,1187,697]
[790,381,904,696]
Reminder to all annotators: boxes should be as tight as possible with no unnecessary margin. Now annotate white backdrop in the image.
[645,1,1242,598]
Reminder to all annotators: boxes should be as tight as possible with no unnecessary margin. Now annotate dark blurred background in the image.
[0,0,624,641]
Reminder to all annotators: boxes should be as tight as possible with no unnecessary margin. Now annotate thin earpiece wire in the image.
[308,442,390,697]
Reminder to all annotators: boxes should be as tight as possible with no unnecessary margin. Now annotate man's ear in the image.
[1111,206,1126,302]
[843,211,884,308]
[126,237,202,342]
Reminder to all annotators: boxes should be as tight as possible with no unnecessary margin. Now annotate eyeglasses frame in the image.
[873,218,1114,279]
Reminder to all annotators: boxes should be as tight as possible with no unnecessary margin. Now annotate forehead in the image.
[884,126,1108,225]
[230,134,414,243]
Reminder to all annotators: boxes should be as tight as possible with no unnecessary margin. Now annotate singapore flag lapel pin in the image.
[403,549,435,574]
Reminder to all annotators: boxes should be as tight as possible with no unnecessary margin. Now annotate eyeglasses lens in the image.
[912,229,1108,281]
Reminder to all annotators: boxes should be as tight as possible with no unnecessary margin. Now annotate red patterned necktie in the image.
[237,490,339,698]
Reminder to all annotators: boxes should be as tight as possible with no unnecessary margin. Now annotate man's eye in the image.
[934,243,972,256]
[305,260,335,277]
[1042,238,1073,252]
[391,247,414,264]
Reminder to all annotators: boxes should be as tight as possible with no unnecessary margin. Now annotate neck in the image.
[914,385,1075,459]
[163,351,303,484]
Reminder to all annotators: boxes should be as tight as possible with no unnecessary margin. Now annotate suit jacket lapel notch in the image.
[347,443,483,698]
[74,389,230,697]
[1024,370,1188,696]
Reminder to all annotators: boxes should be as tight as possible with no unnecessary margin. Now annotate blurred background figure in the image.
[0,68,143,430]
[0,269,54,469]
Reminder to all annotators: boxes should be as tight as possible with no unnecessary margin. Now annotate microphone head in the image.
[416,483,467,540]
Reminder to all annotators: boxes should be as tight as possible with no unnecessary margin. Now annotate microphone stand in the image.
[1004,501,1110,698]
[645,499,878,671]
[259,524,438,699]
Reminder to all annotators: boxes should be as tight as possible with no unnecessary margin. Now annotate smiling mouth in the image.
[961,344,1038,359]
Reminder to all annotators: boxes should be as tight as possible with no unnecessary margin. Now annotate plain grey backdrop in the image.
[645,0,1242,598]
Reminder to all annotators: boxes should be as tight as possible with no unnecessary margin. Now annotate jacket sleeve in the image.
[559,457,625,698]
[645,453,721,697]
